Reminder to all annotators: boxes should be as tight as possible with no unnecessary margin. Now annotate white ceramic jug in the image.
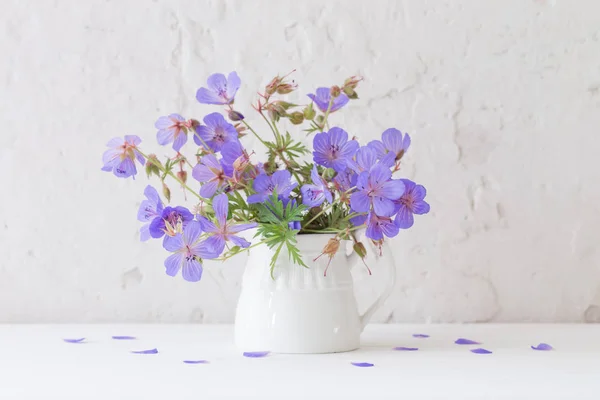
[234,232,396,354]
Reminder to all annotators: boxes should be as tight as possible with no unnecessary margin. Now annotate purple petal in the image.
[355,146,378,172]
[243,351,270,358]
[413,334,429,338]
[382,128,403,155]
[330,94,349,112]
[63,338,85,343]
[455,338,481,345]
[378,179,406,201]
[413,200,430,215]
[201,235,226,257]
[183,360,210,364]
[184,221,203,245]
[113,157,136,179]
[112,336,136,340]
[196,87,224,105]
[393,347,419,351]
[350,191,370,213]
[531,343,553,351]
[181,258,203,282]
[172,131,187,151]
[199,180,219,198]
[212,193,229,226]
[394,205,415,229]
[351,362,374,367]
[229,235,251,248]
[372,196,396,217]
[227,222,258,234]
[164,253,183,277]
[156,128,174,146]
[470,348,492,354]
[226,71,241,100]
[131,348,158,354]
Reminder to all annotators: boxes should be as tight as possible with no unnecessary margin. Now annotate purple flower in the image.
[63,338,85,343]
[155,114,189,151]
[193,113,239,152]
[200,194,257,256]
[351,362,374,368]
[455,338,481,345]
[196,72,241,105]
[333,168,357,196]
[163,221,217,282]
[313,127,359,172]
[247,170,298,204]
[101,135,145,179]
[368,128,411,163]
[137,185,164,242]
[470,348,492,354]
[149,206,193,239]
[365,211,399,240]
[350,164,405,216]
[192,154,230,198]
[307,87,349,113]
[221,141,256,180]
[531,343,553,351]
[301,166,332,207]
[348,146,379,173]
[394,179,430,229]
[131,348,158,354]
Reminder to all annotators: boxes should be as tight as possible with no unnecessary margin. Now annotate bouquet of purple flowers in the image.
[102,71,429,282]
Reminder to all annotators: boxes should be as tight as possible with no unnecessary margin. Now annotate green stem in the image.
[241,119,269,148]
[137,149,202,201]
[320,98,334,130]
[303,201,335,228]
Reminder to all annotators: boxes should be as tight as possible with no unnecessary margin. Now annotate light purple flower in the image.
[333,168,357,193]
[101,135,145,179]
[247,170,298,204]
[149,206,193,239]
[365,211,399,240]
[137,185,164,242]
[394,179,430,229]
[162,221,217,282]
[301,166,332,207]
[193,113,238,152]
[307,87,349,113]
[192,154,230,198]
[196,72,241,105]
[112,336,136,340]
[183,360,210,364]
[350,164,405,216]
[348,146,379,173]
[413,334,430,338]
[313,127,359,172]
[221,141,256,180]
[155,114,188,151]
[200,194,257,257]
[368,128,411,163]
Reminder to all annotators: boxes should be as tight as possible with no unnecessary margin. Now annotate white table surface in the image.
[1,324,598,399]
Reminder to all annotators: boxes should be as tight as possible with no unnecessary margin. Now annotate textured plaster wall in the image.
[1,0,600,323]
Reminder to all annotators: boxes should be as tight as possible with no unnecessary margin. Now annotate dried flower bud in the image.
[234,123,247,135]
[162,182,171,203]
[343,75,363,90]
[314,238,341,277]
[228,110,245,121]
[343,86,358,99]
[276,83,296,95]
[176,170,187,185]
[145,154,161,177]
[265,76,282,95]
[289,111,304,125]
[330,85,341,98]
[303,103,316,120]
[263,161,278,174]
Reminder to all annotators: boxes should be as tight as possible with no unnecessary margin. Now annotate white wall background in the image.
[1,0,600,323]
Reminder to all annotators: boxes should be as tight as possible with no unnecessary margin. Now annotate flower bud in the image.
[289,111,304,125]
[353,242,367,259]
[343,86,358,99]
[228,110,244,121]
[265,76,282,95]
[323,168,336,180]
[330,85,341,98]
[176,170,187,185]
[162,182,171,203]
[322,238,340,257]
[303,103,316,120]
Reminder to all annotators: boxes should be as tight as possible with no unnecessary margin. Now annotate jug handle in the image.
[346,236,397,331]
